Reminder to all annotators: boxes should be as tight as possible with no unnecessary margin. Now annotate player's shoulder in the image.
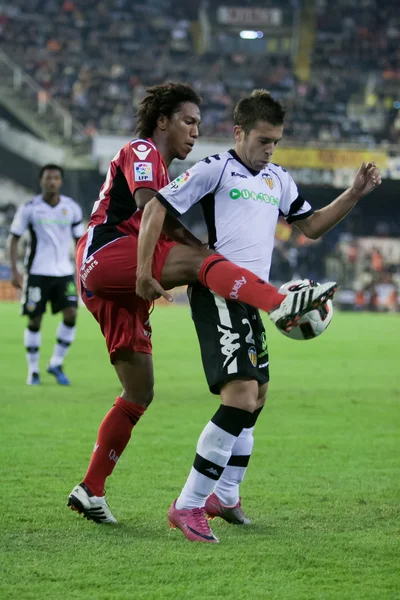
[196,151,232,178]
[60,194,79,207]
[21,194,41,210]
[268,162,289,176]
[200,150,232,166]
[126,138,160,161]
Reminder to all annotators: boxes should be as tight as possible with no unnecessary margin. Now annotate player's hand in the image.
[136,274,173,303]
[11,270,23,289]
[351,162,382,198]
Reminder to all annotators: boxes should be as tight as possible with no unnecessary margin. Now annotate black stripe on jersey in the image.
[26,223,37,273]
[193,453,224,480]
[288,195,305,215]
[72,219,82,227]
[106,166,138,225]
[155,192,181,218]
[87,224,127,256]
[200,193,217,248]
[287,208,314,224]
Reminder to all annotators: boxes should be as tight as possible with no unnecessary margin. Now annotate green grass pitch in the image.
[1,302,399,600]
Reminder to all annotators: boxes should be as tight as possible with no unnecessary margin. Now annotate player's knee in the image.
[28,318,41,332]
[220,379,259,413]
[63,308,77,327]
[122,386,154,408]
[256,383,268,410]
[63,317,76,328]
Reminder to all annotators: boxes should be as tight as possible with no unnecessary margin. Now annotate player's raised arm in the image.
[294,162,382,239]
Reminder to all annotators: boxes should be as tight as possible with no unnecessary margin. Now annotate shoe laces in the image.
[191,508,212,535]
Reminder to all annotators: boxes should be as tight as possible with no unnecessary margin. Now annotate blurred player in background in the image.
[68,83,332,524]
[9,164,84,386]
[137,90,382,543]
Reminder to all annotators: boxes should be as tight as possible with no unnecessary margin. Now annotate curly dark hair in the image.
[136,82,202,138]
[234,90,286,134]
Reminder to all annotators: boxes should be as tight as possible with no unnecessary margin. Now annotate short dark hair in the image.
[234,90,286,134]
[136,82,202,139]
[39,164,64,179]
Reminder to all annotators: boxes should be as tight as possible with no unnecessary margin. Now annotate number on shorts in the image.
[242,318,255,345]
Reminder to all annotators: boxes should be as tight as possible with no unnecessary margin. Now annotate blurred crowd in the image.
[0,0,399,143]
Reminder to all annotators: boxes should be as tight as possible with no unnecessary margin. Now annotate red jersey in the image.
[86,138,170,256]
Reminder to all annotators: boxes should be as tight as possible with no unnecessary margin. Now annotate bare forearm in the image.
[163,214,203,247]
[137,198,167,277]
[301,188,361,239]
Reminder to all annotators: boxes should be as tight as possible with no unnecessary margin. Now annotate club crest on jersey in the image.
[248,346,257,367]
[62,208,68,216]
[131,142,152,160]
[134,162,153,182]
[169,171,190,191]
[262,174,274,189]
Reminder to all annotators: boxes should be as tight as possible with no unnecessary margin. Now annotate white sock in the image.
[24,328,41,375]
[175,421,239,510]
[214,426,255,506]
[49,322,76,367]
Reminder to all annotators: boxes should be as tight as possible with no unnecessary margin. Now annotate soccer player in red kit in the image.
[68,83,336,523]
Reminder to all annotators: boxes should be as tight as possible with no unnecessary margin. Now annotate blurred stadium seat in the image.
[0,0,399,309]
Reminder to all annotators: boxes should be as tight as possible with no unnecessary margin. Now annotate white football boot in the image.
[269,281,338,331]
[68,483,117,524]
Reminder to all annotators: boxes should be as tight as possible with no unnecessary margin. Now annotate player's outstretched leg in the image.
[161,247,337,329]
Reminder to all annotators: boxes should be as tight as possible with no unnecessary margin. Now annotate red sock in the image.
[83,396,146,496]
[199,255,286,313]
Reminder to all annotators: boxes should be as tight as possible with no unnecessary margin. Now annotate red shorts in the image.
[76,232,176,361]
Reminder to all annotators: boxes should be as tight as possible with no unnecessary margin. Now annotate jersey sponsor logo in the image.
[229,188,279,206]
[35,218,71,225]
[231,171,247,178]
[259,361,269,369]
[217,325,240,368]
[229,276,247,300]
[80,259,98,283]
[131,142,152,160]
[169,171,190,191]
[134,162,153,181]
[262,174,274,189]
[258,332,268,359]
[248,346,257,367]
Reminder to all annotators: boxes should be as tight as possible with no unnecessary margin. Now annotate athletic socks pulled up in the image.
[83,396,146,497]
[199,255,286,313]
[49,321,76,368]
[175,405,253,510]
[24,327,41,375]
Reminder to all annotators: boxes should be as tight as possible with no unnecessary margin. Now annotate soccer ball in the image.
[277,279,333,340]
